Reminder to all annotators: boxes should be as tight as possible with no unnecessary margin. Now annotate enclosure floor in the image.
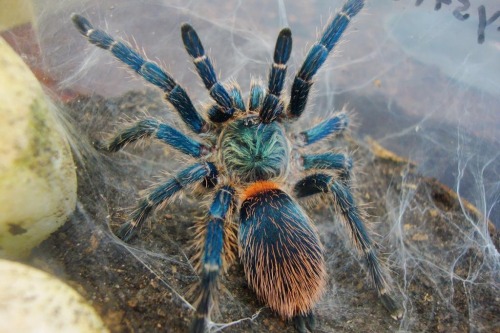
[32,90,499,333]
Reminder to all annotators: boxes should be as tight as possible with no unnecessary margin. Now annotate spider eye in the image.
[243,116,260,127]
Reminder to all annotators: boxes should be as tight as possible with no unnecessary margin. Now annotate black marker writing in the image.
[453,0,470,21]
[434,0,451,11]
[413,0,499,44]
[478,5,500,44]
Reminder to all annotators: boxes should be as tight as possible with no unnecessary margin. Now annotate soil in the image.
[30,90,499,333]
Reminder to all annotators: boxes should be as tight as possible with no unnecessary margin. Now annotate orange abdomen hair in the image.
[239,184,326,318]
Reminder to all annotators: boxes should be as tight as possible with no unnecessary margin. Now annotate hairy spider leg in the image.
[71,14,207,134]
[96,118,211,158]
[287,0,364,119]
[302,152,353,181]
[191,185,235,333]
[227,82,246,111]
[296,111,352,182]
[294,174,402,319]
[301,152,353,172]
[297,112,349,146]
[239,181,326,321]
[293,312,316,333]
[181,24,236,123]
[116,162,218,242]
[260,28,292,123]
[249,80,266,111]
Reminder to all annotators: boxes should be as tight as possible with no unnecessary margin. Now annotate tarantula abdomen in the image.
[239,182,326,319]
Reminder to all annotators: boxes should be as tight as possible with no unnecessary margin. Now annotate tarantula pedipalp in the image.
[72,0,401,332]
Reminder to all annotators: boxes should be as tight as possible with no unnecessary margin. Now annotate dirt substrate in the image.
[31,90,499,333]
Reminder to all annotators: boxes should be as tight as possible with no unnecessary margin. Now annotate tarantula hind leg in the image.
[190,185,235,333]
[380,293,402,321]
[293,312,316,333]
[294,173,403,320]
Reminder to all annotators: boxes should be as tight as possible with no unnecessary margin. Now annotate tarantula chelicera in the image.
[72,0,401,331]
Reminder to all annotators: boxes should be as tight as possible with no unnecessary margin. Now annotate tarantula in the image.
[72,0,401,331]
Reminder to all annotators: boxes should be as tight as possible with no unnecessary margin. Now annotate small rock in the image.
[0,37,77,258]
[0,259,109,332]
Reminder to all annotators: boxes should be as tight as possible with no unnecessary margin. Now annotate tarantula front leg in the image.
[72,14,207,133]
[260,27,292,123]
[117,162,217,242]
[181,24,237,122]
[191,185,235,333]
[287,0,364,119]
[294,174,402,320]
[96,118,211,158]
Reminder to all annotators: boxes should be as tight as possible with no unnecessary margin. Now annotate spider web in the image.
[21,0,500,332]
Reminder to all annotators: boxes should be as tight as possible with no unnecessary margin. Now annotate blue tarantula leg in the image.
[239,181,326,320]
[294,174,402,319]
[301,152,353,182]
[260,28,292,123]
[287,0,364,119]
[227,82,246,111]
[248,79,266,111]
[116,162,218,242]
[206,82,246,122]
[98,118,211,158]
[181,24,235,121]
[191,185,235,333]
[296,112,349,146]
[71,14,207,134]
[293,311,316,333]
[301,152,352,172]
[207,104,233,123]
[269,28,292,96]
[259,95,284,124]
